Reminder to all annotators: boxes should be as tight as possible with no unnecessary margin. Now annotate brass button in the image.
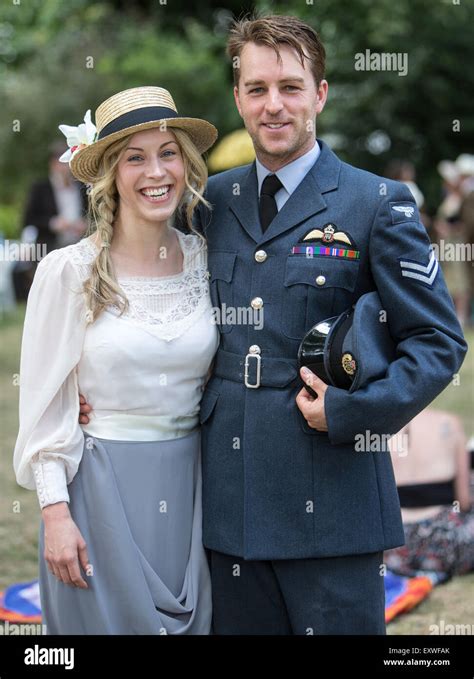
[255,250,267,263]
[251,296,264,310]
[249,345,261,355]
[316,275,326,286]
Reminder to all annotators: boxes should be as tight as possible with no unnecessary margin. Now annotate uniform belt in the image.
[213,348,299,389]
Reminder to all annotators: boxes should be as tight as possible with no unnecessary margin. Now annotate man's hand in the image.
[79,394,91,425]
[295,367,328,432]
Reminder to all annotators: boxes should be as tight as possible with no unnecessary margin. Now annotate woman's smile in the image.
[138,184,173,204]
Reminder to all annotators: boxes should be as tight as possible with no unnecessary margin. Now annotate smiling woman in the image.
[82,111,215,320]
[12,86,220,635]
[124,134,185,204]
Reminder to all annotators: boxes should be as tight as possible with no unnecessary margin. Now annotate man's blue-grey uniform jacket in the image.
[196,139,467,561]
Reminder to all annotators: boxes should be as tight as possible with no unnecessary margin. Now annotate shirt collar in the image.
[256,140,320,197]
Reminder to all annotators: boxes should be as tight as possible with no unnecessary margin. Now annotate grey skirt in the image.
[38,429,212,634]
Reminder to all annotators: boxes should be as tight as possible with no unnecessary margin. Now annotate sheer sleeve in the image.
[13,247,88,508]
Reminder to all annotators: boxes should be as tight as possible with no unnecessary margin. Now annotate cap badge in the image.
[342,353,357,376]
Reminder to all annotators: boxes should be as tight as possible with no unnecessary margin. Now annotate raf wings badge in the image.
[302,223,354,246]
[291,223,360,259]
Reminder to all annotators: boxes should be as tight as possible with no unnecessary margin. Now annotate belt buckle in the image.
[244,349,261,389]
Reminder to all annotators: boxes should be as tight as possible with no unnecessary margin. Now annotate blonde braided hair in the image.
[83,128,210,322]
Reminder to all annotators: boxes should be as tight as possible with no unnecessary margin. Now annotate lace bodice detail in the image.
[64,230,212,341]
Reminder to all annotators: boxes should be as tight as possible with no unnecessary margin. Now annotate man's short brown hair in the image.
[227,14,326,87]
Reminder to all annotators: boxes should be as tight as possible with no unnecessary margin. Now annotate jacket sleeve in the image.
[325,182,467,446]
[13,248,88,508]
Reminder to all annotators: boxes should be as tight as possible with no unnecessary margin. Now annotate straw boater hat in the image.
[59,86,218,184]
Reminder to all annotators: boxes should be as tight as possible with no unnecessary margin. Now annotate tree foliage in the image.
[0,0,472,234]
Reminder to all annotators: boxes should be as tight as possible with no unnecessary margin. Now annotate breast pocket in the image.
[281,256,360,340]
[207,251,237,334]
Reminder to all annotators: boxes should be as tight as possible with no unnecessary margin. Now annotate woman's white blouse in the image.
[13,230,219,509]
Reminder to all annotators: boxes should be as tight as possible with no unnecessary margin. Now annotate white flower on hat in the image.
[58,109,97,163]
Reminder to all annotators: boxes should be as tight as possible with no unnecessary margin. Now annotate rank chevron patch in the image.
[398,250,439,289]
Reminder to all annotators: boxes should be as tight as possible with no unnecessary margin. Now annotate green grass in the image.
[0,304,40,592]
[0,306,472,633]
[430,329,474,434]
[388,573,474,635]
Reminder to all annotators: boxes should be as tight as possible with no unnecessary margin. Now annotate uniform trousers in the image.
[209,549,385,635]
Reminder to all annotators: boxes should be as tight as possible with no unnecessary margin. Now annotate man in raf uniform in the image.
[196,15,467,634]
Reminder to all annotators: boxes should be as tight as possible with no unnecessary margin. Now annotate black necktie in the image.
[259,174,283,232]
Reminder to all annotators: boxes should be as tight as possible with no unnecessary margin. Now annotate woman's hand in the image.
[42,502,90,589]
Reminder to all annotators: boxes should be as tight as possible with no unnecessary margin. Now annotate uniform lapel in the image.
[228,163,261,244]
[258,140,342,245]
[228,140,342,246]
